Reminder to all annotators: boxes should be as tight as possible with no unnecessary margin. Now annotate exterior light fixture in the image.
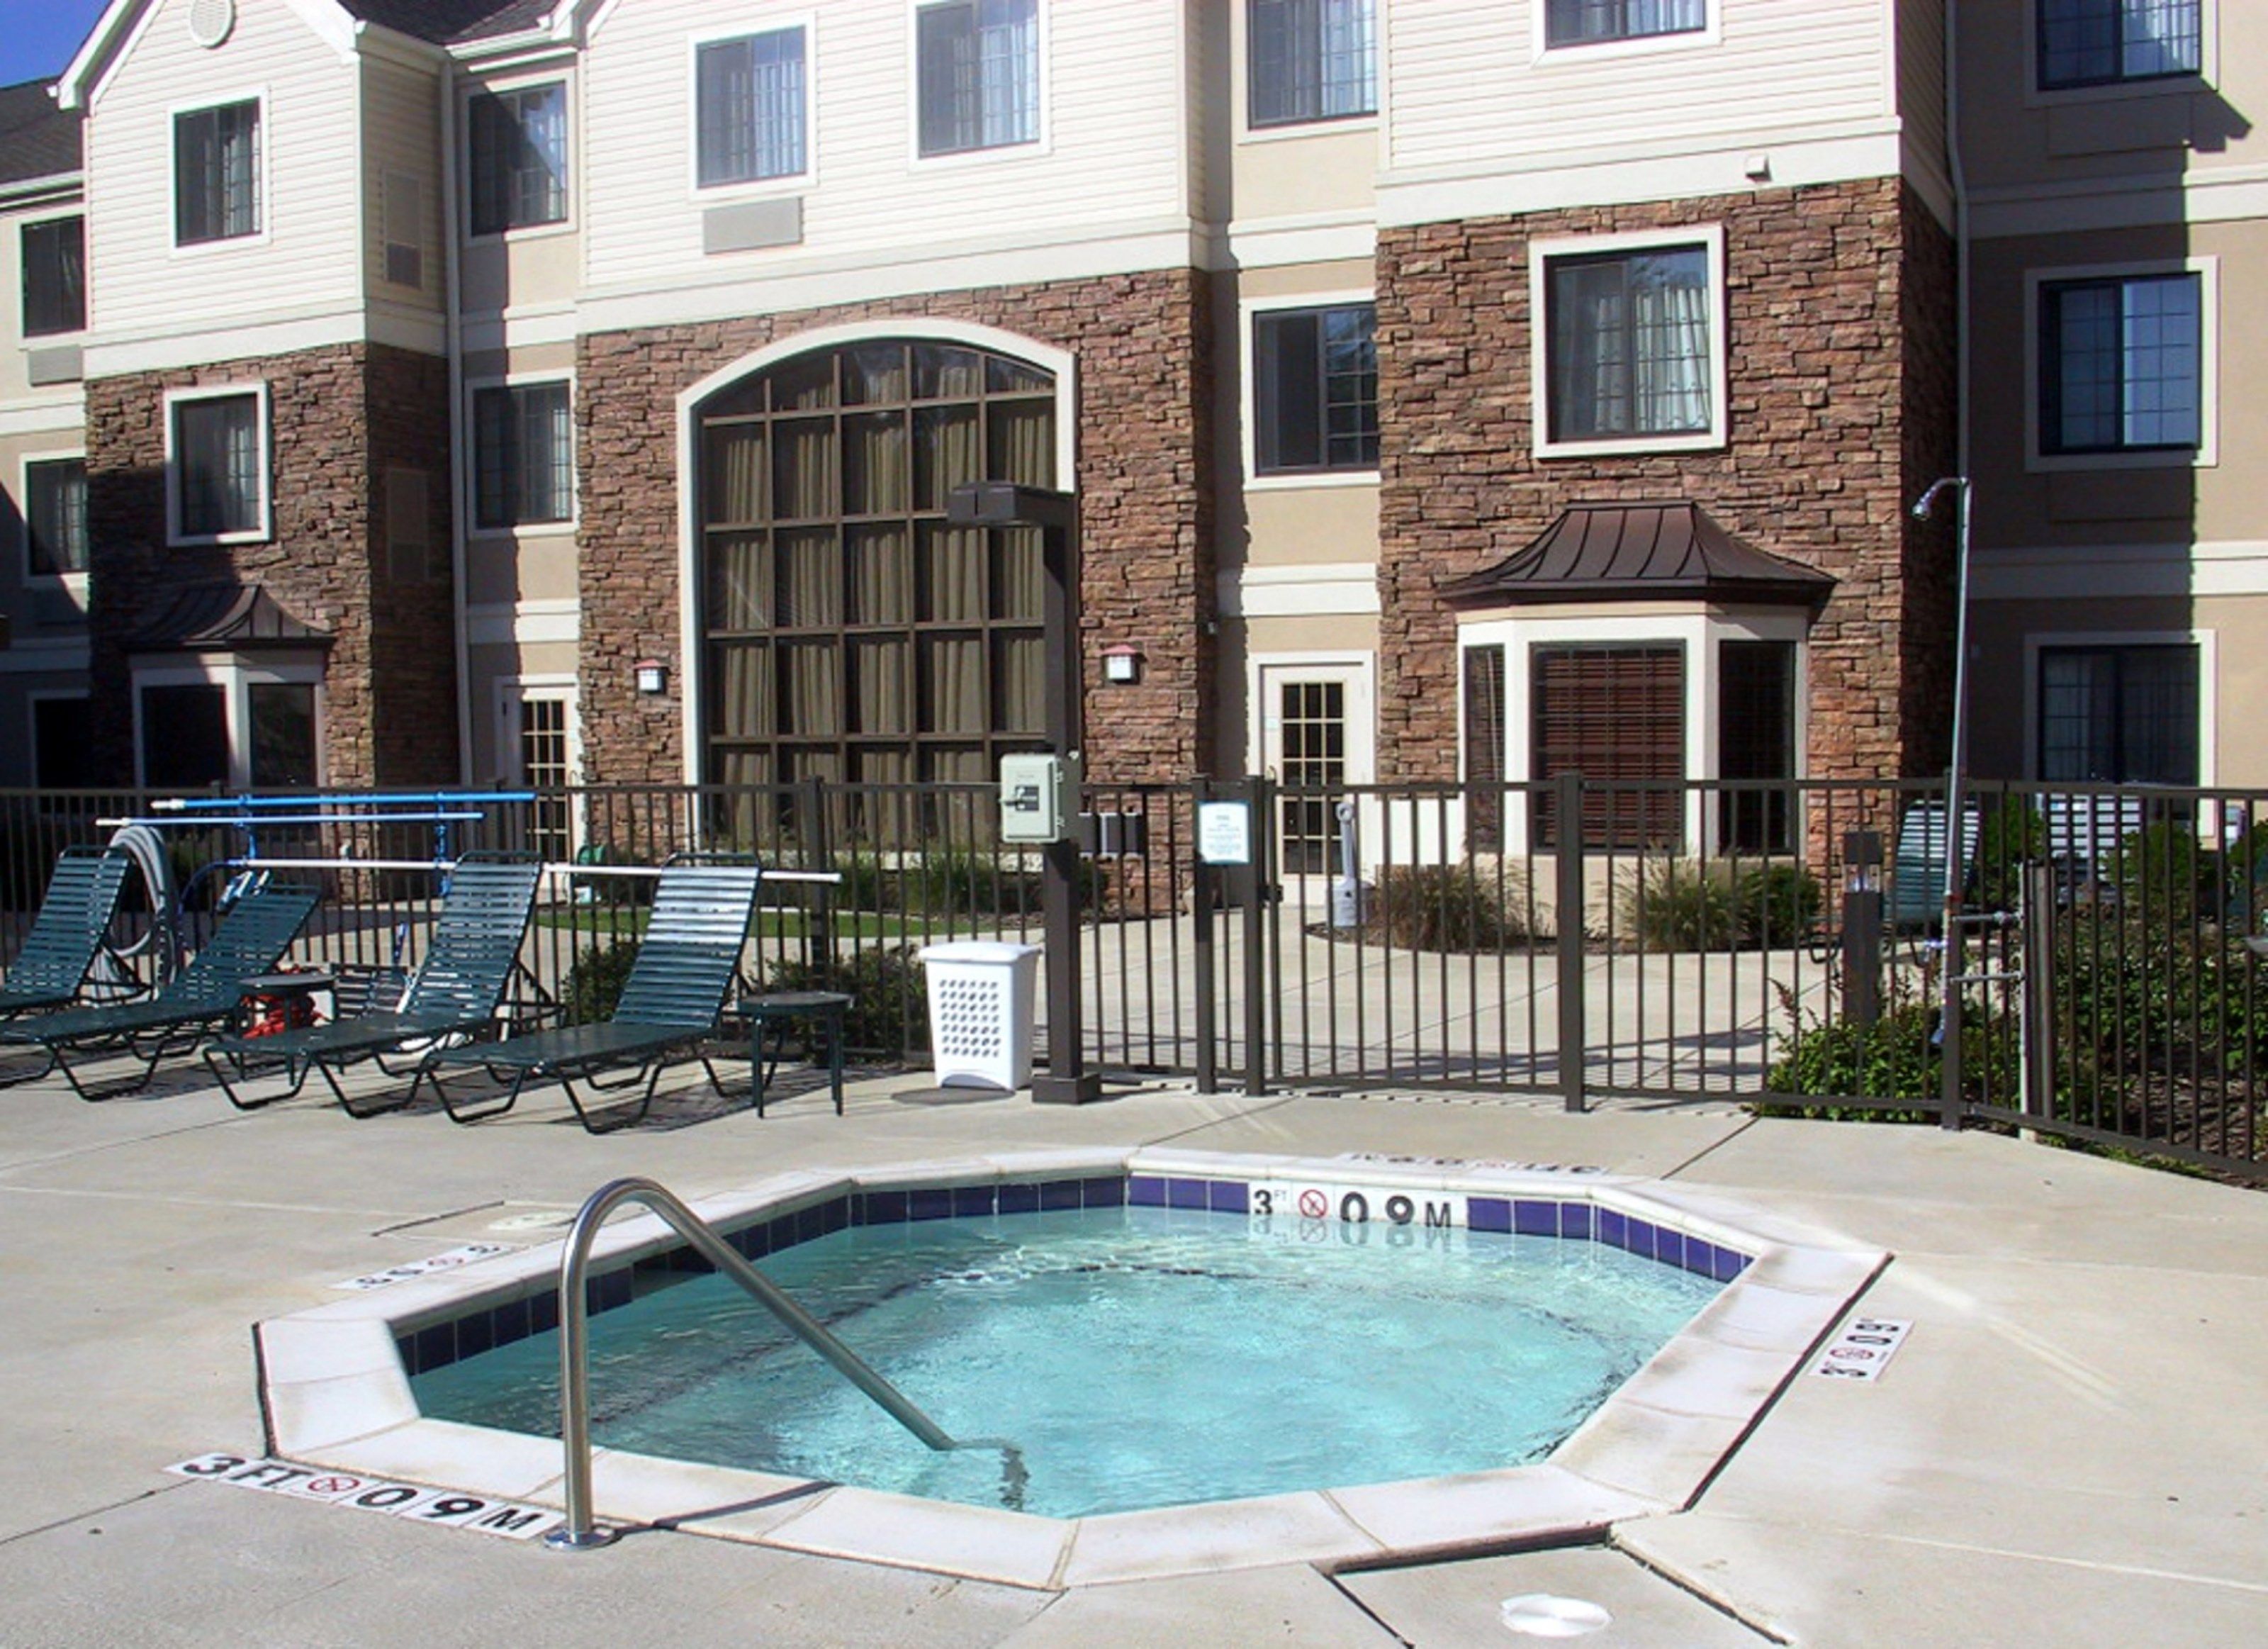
[1101,644,1143,686]
[634,659,668,695]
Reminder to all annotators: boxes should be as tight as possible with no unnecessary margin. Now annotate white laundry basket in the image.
[920,940,1043,1090]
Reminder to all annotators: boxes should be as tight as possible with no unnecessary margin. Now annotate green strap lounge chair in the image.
[0,846,135,1021]
[408,859,761,1134]
[0,879,321,1101]
[201,853,544,1115]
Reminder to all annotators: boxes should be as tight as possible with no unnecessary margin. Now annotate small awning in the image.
[1441,502,1835,610]
[125,583,334,654]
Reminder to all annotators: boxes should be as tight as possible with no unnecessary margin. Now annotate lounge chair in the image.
[0,878,322,1100]
[0,846,135,1021]
[200,853,544,1115]
[408,859,762,1134]
[1888,800,1980,934]
[2043,791,2148,904]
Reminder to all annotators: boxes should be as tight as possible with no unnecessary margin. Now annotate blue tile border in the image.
[397,1173,1755,1377]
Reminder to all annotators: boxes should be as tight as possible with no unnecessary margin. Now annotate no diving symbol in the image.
[1297,1189,1329,1219]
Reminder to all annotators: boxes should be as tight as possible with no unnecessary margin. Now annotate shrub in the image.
[1369,863,1529,951]
[2106,821,2228,923]
[561,939,639,1025]
[1763,995,2015,1117]
[763,943,928,1056]
[1619,859,1821,951]
[1974,796,2048,911]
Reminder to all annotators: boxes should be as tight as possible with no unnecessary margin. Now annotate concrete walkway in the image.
[0,1052,2262,1648]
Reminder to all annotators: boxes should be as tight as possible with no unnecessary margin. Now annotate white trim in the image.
[1221,562,1381,618]
[0,398,88,440]
[673,317,1079,786]
[14,447,89,591]
[2023,255,2218,471]
[2021,628,2216,786]
[1972,540,2268,601]
[685,16,817,201]
[1249,653,1379,878]
[1223,211,1378,270]
[1531,0,1719,67]
[167,87,271,257]
[1969,165,2268,238]
[128,656,327,790]
[906,0,1051,170]
[83,307,376,378]
[462,371,578,540]
[2023,0,2217,106]
[1529,222,1728,460]
[465,599,580,647]
[162,381,271,547]
[493,673,582,799]
[1241,286,1380,486]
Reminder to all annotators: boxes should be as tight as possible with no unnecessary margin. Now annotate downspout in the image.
[442,57,472,785]
[1946,0,1970,485]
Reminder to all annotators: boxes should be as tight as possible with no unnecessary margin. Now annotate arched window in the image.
[697,340,1057,797]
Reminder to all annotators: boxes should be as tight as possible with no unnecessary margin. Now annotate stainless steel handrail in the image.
[542,1175,1024,1551]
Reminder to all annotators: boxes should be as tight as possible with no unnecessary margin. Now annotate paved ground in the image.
[0,1049,2262,1648]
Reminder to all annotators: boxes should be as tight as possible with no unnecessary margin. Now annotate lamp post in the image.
[1913,476,1972,1131]
[945,480,1101,1105]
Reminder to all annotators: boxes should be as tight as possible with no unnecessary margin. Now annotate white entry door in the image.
[1256,659,1374,885]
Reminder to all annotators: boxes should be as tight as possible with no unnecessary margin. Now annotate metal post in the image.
[1192,780,1218,1095]
[1842,829,1883,1031]
[946,483,1099,1105]
[1555,770,1588,1112]
[1242,773,1271,1098]
[2021,862,2055,1122]
[1915,477,1974,1132]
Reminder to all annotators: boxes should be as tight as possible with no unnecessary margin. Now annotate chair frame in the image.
[0,846,136,1022]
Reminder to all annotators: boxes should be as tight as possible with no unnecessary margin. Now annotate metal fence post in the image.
[2021,862,2055,1122]
[1556,770,1587,1112]
[1842,830,1882,1031]
[1243,773,1271,1098]
[1191,780,1217,1096]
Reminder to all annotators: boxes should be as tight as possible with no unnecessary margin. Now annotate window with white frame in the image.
[24,457,87,578]
[174,99,261,246]
[1248,0,1375,128]
[2040,271,2201,456]
[136,666,321,790]
[1546,0,1706,49]
[697,27,809,187]
[2038,0,2201,90]
[468,82,568,235]
[916,0,1039,157]
[1253,302,1379,474]
[21,217,84,336]
[169,389,267,543]
[472,381,573,530]
[1539,235,1720,451]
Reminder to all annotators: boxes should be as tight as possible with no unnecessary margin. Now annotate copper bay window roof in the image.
[1440,502,1836,609]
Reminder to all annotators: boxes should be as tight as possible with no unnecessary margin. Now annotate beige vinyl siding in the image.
[84,0,361,342]
[581,0,1191,294]
[363,58,442,310]
[1386,0,1891,177]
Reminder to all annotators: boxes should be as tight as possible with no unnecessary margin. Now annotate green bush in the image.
[763,943,928,1056]
[1369,863,1529,951]
[1974,796,2048,911]
[561,939,639,1025]
[1620,860,1821,951]
[2057,913,2261,1081]
[2106,821,2228,922]
[1763,997,2015,1117]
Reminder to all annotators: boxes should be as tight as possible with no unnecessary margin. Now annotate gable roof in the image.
[0,79,83,187]
[339,0,558,45]
[1440,502,1837,610]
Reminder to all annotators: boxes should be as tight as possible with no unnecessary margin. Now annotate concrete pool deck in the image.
[0,1060,2262,1647]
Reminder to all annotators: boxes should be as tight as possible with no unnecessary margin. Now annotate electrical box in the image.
[999,753,1079,844]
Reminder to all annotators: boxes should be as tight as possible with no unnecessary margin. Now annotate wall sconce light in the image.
[634,658,669,695]
[1101,644,1143,686]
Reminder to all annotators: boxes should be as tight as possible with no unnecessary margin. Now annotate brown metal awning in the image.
[1441,502,1835,609]
[124,583,334,653]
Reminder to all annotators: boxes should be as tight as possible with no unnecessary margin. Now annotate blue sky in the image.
[1,1,111,91]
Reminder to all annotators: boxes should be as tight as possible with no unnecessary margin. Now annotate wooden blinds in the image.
[1531,644,1684,849]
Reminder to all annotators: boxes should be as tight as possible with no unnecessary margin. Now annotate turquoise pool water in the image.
[410,1204,1720,1517]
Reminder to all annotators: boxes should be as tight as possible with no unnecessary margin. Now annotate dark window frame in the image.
[1717,639,1797,854]
[2037,642,2200,785]
[1544,240,1716,446]
[24,457,88,578]
[916,0,1041,158]
[174,99,262,247]
[1247,0,1377,130]
[2036,0,2204,91]
[2038,270,2202,457]
[21,216,85,337]
[696,26,811,188]
[468,82,569,236]
[471,382,574,530]
[171,391,266,542]
[1253,302,1379,475]
[1545,0,1709,50]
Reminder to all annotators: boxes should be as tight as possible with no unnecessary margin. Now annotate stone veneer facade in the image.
[573,269,1216,788]
[83,342,457,788]
[1373,178,1959,783]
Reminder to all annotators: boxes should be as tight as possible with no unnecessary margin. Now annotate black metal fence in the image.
[1,775,2262,1180]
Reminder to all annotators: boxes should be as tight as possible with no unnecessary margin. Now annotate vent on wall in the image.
[383,173,425,291]
[187,0,235,49]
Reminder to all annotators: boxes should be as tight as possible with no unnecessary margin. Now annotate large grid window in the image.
[1547,1,1707,47]
[21,217,84,337]
[1530,645,1685,850]
[697,28,809,186]
[916,0,1038,156]
[697,340,1056,796]
[173,393,264,541]
[2038,0,2201,89]
[2038,644,2199,784]
[469,83,568,235]
[174,101,260,246]
[2040,272,2200,455]
[25,459,87,577]
[1546,245,1712,444]
[1254,303,1379,474]
[472,383,573,530]
[1249,0,1375,128]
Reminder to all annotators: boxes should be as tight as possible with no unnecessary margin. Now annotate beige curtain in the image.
[925,635,985,732]
[922,522,985,622]
[850,524,911,623]
[716,642,773,739]
[773,418,836,519]
[991,401,1054,488]
[707,426,765,523]
[998,635,1045,733]
[708,532,768,630]
[779,527,839,627]
[844,413,909,515]
[783,640,838,736]
[914,406,979,510]
[853,637,911,734]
